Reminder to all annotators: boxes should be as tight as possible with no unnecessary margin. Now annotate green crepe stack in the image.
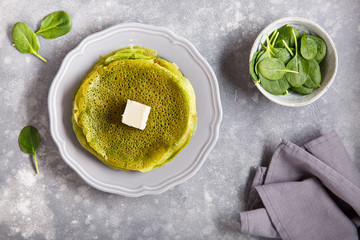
[72,46,197,172]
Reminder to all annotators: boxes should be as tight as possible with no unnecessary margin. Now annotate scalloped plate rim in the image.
[48,22,222,197]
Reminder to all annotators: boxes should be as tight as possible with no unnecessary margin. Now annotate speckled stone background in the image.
[1,0,360,239]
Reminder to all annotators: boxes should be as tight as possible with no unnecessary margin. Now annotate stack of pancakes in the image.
[72,46,197,172]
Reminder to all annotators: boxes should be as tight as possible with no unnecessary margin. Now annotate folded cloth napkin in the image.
[240,131,360,240]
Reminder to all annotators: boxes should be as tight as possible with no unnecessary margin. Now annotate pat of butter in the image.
[122,100,151,130]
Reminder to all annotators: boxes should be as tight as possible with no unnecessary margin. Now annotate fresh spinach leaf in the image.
[300,32,317,60]
[259,73,290,95]
[286,29,309,87]
[307,35,327,63]
[255,35,281,75]
[286,55,309,87]
[258,58,298,80]
[291,85,314,95]
[36,11,72,39]
[255,50,266,75]
[250,51,260,83]
[272,24,299,48]
[12,22,47,62]
[259,33,292,64]
[261,34,279,58]
[273,48,292,65]
[256,50,265,62]
[254,50,265,76]
[263,33,292,64]
[19,126,40,174]
[304,59,321,88]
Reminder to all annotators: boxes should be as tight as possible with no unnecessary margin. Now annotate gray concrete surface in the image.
[1,0,359,239]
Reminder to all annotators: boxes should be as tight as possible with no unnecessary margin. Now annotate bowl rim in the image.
[249,17,338,107]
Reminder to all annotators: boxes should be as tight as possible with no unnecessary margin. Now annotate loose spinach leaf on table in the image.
[11,11,72,62]
[12,22,47,62]
[304,59,321,88]
[307,35,327,63]
[19,126,40,174]
[36,11,72,39]
[286,29,309,87]
[300,32,317,60]
[258,58,298,80]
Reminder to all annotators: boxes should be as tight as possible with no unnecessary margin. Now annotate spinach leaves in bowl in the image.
[249,24,327,96]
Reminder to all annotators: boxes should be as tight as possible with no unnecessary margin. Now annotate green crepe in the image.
[72,46,197,172]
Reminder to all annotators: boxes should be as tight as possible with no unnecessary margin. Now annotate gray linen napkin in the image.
[239,131,360,240]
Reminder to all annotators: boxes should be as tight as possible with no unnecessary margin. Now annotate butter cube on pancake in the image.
[122,100,151,130]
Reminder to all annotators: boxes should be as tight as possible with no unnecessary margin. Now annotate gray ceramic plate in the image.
[48,23,222,197]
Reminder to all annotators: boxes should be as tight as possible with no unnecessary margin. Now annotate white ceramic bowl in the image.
[249,17,338,107]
